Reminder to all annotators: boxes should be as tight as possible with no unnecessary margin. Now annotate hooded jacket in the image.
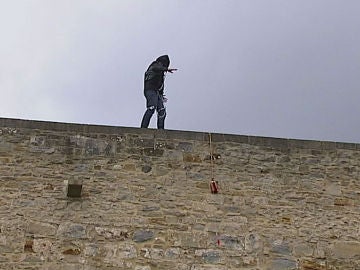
[144,55,170,94]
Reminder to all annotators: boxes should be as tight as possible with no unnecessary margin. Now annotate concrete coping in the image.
[0,117,359,151]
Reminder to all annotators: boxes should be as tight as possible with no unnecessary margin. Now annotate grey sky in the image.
[1,0,359,143]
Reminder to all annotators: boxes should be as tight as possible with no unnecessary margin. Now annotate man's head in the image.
[156,55,170,68]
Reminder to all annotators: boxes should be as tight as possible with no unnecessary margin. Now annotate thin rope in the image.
[209,133,214,180]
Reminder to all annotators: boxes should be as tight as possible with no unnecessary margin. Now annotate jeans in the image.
[140,90,166,129]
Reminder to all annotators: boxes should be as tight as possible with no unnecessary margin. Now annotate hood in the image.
[156,55,170,68]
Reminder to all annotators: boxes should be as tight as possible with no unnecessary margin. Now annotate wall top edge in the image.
[0,117,358,150]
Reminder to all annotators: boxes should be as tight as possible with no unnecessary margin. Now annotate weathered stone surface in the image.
[0,117,360,269]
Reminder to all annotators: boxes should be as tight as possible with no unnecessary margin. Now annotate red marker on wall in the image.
[210,179,219,194]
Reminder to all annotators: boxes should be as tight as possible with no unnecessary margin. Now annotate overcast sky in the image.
[1,0,359,143]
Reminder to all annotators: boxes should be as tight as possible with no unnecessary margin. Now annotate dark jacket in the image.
[144,55,170,94]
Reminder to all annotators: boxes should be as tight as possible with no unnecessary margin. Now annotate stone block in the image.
[84,243,99,257]
[176,142,194,152]
[271,241,291,256]
[131,138,154,148]
[288,139,322,150]
[143,148,164,157]
[117,243,138,259]
[154,165,170,176]
[95,227,129,240]
[165,247,181,258]
[62,247,81,255]
[67,184,82,198]
[135,266,151,270]
[331,241,360,259]
[323,182,342,196]
[32,238,53,258]
[57,223,86,239]
[141,248,164,259]
[217,235,245,251]
[123,163,136,171]
[223,134,249,144]
[334,197,354,206]
[195,249,223,264]
[103,243,137,267]
[293,243,314,257]
[183,153,202,163]
[141,164,152,173]
[249,136,289,150]
[190,265,228,270]
[27,221,57,236]
[0,142,13,152]
[266,258,298,270]
[24,239,34,253]
[300,260,326,270]
[174,232,208,248]
[133,230,155,243]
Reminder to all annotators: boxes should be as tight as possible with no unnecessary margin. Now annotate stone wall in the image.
[0,117,359,270]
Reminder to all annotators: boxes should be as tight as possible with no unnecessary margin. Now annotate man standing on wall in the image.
[140,55,177,129]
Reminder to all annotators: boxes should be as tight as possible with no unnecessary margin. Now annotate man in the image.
[140,55,177,129]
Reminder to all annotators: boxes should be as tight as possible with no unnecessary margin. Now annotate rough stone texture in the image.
[0,117,360,269]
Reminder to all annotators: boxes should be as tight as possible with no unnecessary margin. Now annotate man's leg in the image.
[141,90,157,128]
[141,106,155,128]
[156,96,166,129]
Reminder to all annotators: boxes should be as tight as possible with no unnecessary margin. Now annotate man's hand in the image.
[167,68,178,73]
